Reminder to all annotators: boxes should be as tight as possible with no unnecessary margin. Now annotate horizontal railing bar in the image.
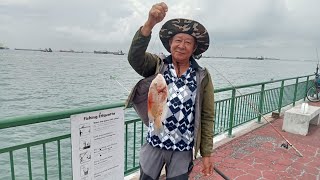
[0,102,124,130]
[124,167,140,176]
[125,118,141,124]
[215,75,311,93]
[1,75,312,130]
[0,134,70,154]
[216,89,269,102]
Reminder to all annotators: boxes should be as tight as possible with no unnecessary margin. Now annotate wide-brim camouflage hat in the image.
[159,18,210,56]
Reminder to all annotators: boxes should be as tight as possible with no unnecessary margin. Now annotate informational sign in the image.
[71,108,124,180]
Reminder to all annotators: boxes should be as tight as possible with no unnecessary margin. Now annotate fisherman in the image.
[126,2,214,179]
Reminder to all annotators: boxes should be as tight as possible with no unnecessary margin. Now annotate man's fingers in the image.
[150,9,166,21]
[153,4,167,15]
[158,11,166,20]
[158,2,168,12]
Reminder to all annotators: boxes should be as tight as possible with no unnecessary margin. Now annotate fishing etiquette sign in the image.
[71,108,124,180]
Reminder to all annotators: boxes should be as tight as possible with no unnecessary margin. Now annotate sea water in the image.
[0,50,315,179]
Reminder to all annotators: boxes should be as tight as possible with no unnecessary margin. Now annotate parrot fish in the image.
[148,74,168,134]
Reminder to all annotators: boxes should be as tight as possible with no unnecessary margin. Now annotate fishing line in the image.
[316,48,319,65]
[190,3,303,156]
[316,48,320,74]
[148,2,167,56]
[109,75,130,93]
[206,63,303,157]
[212,123,300,171]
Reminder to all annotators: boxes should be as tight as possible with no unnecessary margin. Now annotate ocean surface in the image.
[0,50,316,179]
[1,50,316,119]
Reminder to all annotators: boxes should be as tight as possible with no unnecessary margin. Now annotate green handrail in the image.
[215,74,311,93]
[0,74,314,179]
[0,103,124,130]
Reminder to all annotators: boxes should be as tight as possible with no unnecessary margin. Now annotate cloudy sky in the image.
[1,0,320,59]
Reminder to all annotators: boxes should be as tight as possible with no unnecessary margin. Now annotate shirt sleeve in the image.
[127,27,161,77]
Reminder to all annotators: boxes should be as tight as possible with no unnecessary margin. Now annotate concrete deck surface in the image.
[189,102,320,180]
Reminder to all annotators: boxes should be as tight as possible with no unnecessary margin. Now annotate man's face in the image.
[169,33,196,62]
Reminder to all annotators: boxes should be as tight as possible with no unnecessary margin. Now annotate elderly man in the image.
[126,2,214,180]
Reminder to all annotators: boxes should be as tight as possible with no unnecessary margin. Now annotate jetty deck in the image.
[187,102,320,180]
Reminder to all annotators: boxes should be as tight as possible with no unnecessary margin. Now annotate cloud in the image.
[0,0,31,5]
[206,0,320,49]
[1,0,320,58]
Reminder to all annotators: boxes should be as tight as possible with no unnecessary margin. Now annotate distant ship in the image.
[94,50,125,55]
[14,48,52,52]
[42,48,52,52]
[59,49,83,53]
[236,56,264,60]
[112,50,124,55]
[0,43,9,50]
[94,50,111,54]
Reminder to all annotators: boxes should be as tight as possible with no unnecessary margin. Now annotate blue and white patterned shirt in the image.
[147,62,197,151]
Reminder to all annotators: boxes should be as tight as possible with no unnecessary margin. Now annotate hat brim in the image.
[159,18,210,56]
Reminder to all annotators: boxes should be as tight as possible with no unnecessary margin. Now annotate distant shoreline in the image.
[202,56,316,62]
[12,48,125,55]
[202,56,280,60]
[14,48,44,52]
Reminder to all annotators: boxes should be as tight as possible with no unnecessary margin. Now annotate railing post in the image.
[278,80,285,114]
[10,151,15,180]
[57,140,62,180]
[133,122,136,168]
[258,84,265,123]
[27,147,33,180]
[141,122,144,146]
[293,78,299,106]
[304,76,310,101]
[125,124,128,171]
[228,88,236,137]
[43,144,48,180]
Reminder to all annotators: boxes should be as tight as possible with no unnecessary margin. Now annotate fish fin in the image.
[154,103,167,135]
[154,122,164,135]
[148,111,155,123]
[160,103,168,123]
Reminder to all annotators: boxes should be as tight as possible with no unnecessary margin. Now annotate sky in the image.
[1,0,320,60]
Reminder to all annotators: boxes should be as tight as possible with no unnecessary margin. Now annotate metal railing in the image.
[0,74,313,179]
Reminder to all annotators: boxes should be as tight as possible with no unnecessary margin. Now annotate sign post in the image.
[71,108,124,180]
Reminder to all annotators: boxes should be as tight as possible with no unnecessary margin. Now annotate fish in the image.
[148,74,168,134]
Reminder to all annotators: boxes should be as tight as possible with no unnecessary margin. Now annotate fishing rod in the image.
[316,48,319,75]
[214,166,230,180]
[207,63,303,157]
[316,48,319,63]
